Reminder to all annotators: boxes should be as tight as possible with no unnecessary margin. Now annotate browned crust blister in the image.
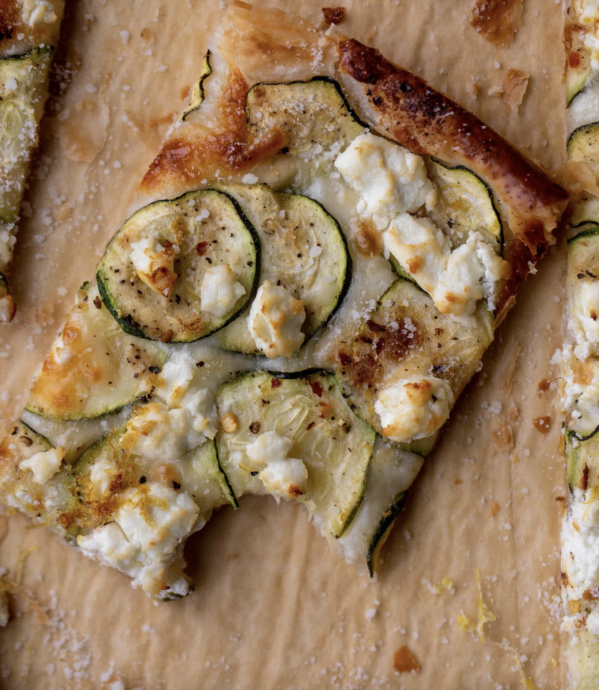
[337,39,568,313]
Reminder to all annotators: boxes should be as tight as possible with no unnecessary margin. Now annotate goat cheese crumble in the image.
[248,280,306,358]
[19,446,65,484]
[374,375,454,443]
[200,264,246,317]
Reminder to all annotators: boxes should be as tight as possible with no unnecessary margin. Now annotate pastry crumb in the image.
[393,645,420,673]
[322,7,345,24]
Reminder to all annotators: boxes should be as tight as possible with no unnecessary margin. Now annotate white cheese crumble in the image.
[4,78,17,93]
[124,394,217,463]
[129,236,177,296]
[20,0,58,27]
[200,264,246,318]
[247,280,306,358]
[574,281,599,359]
[564,366,599,434]
[383,214,507,319]
[0,294,15,323]
[89,457,119,499]
[374,375,454,443]
[78,482,201,598]
[19,447,65,484]
[246,431,308,502]
[334,132,435,229]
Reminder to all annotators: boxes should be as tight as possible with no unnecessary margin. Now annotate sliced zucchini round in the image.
[97,189,259,343]
[73,425,236,519]
[425,159,503,254]
[245,77,365,157]
[215,369,375,539]
[567,27,592,107]
[0,47,53,223]
[214,184,349,354]
[0,421,79,540]
[565,227,599,440]
[568,122,599,181]
[181,50,212,121]
[567,429,599,494]
[26,284,168,421]
[335,278,494,453]
[334,440,424,575]
[570,195,599,228]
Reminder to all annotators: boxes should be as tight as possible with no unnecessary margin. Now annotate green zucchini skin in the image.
[97,188,261,343]
[181,50,213,121]
[367,491,407,577]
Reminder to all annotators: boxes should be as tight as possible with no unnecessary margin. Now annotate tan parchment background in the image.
[0,1,569,688]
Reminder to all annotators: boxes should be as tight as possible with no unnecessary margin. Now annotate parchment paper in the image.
[0,0,569,688]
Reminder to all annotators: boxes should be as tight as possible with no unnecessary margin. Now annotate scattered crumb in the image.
[502,68,529,111]
[492,421,513,451]
[466,79,480,98]
[322,7,345,24]
[533,416,552,434]
[537,378,551,396]
[488,500,501,518]
[470,0,523,47]
[431,578,455,594]
[393,645,420,673]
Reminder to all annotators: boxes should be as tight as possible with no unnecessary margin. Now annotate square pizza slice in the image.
[0,0,65,323]
[0,2,567,602]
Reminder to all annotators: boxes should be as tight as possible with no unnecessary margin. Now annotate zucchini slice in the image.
[425,159,503,254]
[0,47,53,224]
[335,440,424,575]
[214,184,349,354]
[0,421,79,540]
[245,77,365,157]
[26,284,168,421]
[567,429,599,493]
[73,425,236,519]
[97,189,259,343]
[181,50,212,121]
[215,369,375,538]
[565,228,599,440]
[568,122,599,180]
[570,195,599,227]
[335,278,494,452]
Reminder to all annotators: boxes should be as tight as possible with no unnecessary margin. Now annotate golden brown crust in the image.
[469,0,523,48]
[338,38,568,310]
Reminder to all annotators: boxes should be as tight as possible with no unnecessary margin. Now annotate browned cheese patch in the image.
[470,0,523,48]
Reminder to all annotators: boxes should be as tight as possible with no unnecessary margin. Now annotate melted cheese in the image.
[374,375,454,443]
[78,482,201,597]
[247,280,306,358]
[200,264,246,317]
[19,446,65,484]
[20,0,58,27]
[574,281,599,360]
[334,132,435,229]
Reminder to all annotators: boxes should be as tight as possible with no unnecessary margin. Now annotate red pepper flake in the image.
[307,421,316,431]
[583,463,590,491]
[310,381,323,397]
[196,241,209,256]
[271,377,281,389]
[367,319,386,333]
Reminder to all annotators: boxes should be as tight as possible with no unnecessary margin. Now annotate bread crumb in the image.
[322,7,345,25]
[393,645,420,673]
[502,68,529,111]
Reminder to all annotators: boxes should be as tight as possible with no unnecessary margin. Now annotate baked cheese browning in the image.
[0,421,78,539]
[215,370,375,538]
[214,184,349,355]
[97,189,258,343]
[26,284,168,421]
[335,278,493,452]
[141,64,288,195]
[337,39,568,282]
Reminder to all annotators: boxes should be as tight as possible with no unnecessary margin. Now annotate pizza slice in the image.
[0,2,567,601]
[562,2,599,686]
[0,0,64,323]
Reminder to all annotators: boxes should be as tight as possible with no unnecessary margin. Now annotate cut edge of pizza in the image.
[0,0,65,323]
[562,1,599,687]
[0,1,568,604]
